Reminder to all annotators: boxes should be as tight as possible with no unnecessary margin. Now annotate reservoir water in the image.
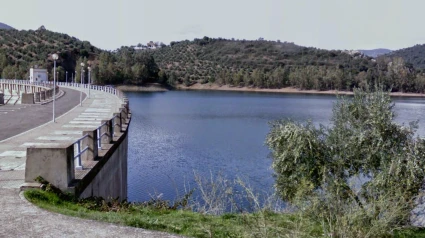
[126,90,425,203]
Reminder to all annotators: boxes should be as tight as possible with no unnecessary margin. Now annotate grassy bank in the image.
[24,189,425,238]
[24,189,318,237]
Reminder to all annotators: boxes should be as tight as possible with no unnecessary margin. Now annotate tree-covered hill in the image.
[0,26,101,79]
[386,44,425,69]
[0,22,14,30]
[141,37,424,92]
[0,27,159,85]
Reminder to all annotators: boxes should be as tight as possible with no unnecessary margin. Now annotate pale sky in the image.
[2,0,424,51]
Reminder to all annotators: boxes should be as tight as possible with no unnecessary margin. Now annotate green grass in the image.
[24,189,425,237]
[24,189,321,238]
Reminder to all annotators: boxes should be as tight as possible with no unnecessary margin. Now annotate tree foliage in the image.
[143,37,425,93]
[266,86,425,236]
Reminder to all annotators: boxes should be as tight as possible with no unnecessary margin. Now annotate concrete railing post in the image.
[25,145,75,191]
[21,93,34,104]
[113,113,122,139]
[119,108,128,127]
[101,120,112,145]
[40,91,46,101]
[81,130,98,163]
[34,92,40,103]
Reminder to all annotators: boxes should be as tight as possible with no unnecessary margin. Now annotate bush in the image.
[266,86,425,237]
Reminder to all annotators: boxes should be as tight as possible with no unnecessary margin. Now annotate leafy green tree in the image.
[1,65,18,79]
[266,86,425,236]
[0,53,8,75]
[56,66,65,82]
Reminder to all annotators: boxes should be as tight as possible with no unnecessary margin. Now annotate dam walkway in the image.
[0,82,181,238]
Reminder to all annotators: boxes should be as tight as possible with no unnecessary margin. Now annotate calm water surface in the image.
[127,91,425,202]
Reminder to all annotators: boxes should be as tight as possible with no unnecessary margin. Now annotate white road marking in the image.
[37,136,78,141]
[52,130,83,135]
[0,151,26,157]
[21,142,60,147]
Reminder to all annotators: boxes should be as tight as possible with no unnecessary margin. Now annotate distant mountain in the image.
[358,48,392,58]
[0,22,14,30]
[387,44,425,69]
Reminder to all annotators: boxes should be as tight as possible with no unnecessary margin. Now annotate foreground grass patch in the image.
[24,189,425,237]
[24,189,318,237]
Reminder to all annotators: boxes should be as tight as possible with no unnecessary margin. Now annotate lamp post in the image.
[88,66,91,98]
[75,71,77,84]
[52,53,58,123]
[66,71,68,84]
[80,63,84,106]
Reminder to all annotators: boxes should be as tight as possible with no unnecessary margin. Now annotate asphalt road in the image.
[0,88,86,141]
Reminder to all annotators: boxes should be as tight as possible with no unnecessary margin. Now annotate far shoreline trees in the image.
[2,28,425,93]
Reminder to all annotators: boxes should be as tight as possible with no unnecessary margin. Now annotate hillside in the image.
[136,37,425,93]
[141,37,379,91]
[358,48,391,58]
[387,44,425,69]
[0,27,101,79]
[0,27,159,85]
[0,22,13,30]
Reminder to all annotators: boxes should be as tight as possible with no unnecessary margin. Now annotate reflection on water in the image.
[127,91,425,203]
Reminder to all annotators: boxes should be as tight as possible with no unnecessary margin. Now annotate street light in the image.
[66,71,68,84]
[88,66,91,98]
[80,63,84,106]
[52,53,59,123]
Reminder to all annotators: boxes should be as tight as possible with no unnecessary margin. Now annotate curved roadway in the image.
[0,86,182,238]
[0,88,85,141]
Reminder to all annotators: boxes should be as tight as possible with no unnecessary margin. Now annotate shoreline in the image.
[119,83,425,98]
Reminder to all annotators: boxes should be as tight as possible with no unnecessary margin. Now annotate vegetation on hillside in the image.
[0,28,160,85]
[142,37,425,93]
[1,28,425,94]
[387,44,425,69]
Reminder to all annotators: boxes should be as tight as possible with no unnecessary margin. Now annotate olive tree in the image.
[266,86,425,236]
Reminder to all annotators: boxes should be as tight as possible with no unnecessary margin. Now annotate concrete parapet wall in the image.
[0,81,58,104]
[25,145,75,191]
[34,92,40,102]
[21,93,35,104]
[76,105,130,200]
[78,132,128,200]
[24,94,131,200]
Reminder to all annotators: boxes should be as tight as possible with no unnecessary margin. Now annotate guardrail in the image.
[97,121,108,149]
[0,79,124,102]
[74,134,88,170]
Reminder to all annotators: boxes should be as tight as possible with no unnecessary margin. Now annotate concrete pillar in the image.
[40,91,46,101]
[119,108,128,126]
[21,93,34,104]
[34,92,40,103]
[25,145,75,191]
[101,120,112,145]
[81,129,98,163]
[113,113,121,139]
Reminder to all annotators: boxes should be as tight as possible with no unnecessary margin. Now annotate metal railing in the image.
[97,121,108,149]
[0,79,125,102]
[73,134,89,170]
